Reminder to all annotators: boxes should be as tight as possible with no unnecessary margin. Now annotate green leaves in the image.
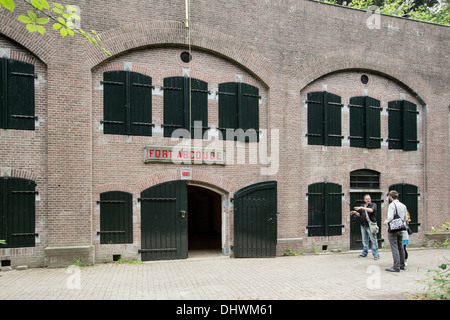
[5,0,110,55]
[0,0,15,11]
[18,10,48,34]
[16,2,79,37]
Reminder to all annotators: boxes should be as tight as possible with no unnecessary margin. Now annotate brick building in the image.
[0,0,449,267]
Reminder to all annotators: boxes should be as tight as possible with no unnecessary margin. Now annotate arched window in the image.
[350,169,380,189]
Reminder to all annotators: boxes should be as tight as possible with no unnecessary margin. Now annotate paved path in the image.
[0,248,447,300]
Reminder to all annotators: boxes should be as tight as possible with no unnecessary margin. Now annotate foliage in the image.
[415,258,450,300]
[0,0,110,55]
[318,0,450,25]
[283,246,304,256]
[430,222,450,234]
[71,258,86,267]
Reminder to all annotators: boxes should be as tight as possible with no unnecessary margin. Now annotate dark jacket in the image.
[358,202,377,227]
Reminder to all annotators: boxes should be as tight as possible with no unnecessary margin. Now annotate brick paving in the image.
[0,248,447,300]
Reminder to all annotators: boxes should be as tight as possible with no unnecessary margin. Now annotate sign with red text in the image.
[144,146,225,165]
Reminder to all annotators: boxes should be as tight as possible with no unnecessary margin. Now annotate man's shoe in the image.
[385,267,400,272]
[400,266,406,270]
[358,255,367,258]
[374,256,380,260]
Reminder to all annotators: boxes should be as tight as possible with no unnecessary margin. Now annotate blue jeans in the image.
[360,225,379,258]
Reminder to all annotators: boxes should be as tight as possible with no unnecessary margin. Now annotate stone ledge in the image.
[44,245,95,268]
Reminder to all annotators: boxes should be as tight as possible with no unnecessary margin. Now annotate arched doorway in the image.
[187,185,222,256]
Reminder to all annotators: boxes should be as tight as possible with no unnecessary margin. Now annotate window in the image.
[387,100,419,150]
[389,183,420,233]
[306,182,343,236]
[0,178,37,248]
[163,77,209,139]
[349,96,382,148]
[102,70,154,136]
[350,169,380,189]
[306,91,343,146]
[0,58,36,130]
[98,191,133,244]
[218,82,260,142]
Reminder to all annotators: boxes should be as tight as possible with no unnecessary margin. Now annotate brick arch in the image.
[94,183,134,196]
[297,50,429,106]
[0,10,55,64]
[4,168,38,181]
[82,21,274,88]
[135,169,235,194]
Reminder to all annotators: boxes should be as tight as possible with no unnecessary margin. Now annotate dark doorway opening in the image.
[187,185,222,255]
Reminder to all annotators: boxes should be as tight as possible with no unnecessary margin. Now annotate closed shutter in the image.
[190,78,209,139]
[239,83,260,142]
[307,91,342,146]
[163,77,187,138]
[103,71,127,135]
[307,183,325,236]
[325,182,343,236]
[365,96,382,148]
[306,92,324,145]
[349,96,365,148]
[403,101,419,151]
[388,100,419,150]
[218,82,238,140]
[307,182,343,236]
[129,72,153,136]
[325,93,343,146]
[218,82,259,142]
[0,59,5,129]
[349,96,381,148]
[99,191,133,244]
[3,59,36,130]
[0,178,36,248]
[387,100,402,149]
[389,183,420,233]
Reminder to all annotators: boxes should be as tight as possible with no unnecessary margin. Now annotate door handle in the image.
[268,217,274,224]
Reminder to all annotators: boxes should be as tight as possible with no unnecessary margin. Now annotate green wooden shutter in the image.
[349,96,365,148]
[388,100,403,149]
[0,58,6,129]
[365,97,382,149]
[325,92,343,146]
[403,101,419,151]
[99,191,133,244]
[163,77,186,138]
[239,83,260,142]
[308,182,342,236]
[349,96,381,148]
[0,178,36,248]
[7,59,36,130]
[103,71,127,135]
[307,92,324,145]
[218,82,238,140]
[129,72,153,136]
[307,183,325,236]
[325,182,343,236]
[389,183,420,233]
[190,78,209,139]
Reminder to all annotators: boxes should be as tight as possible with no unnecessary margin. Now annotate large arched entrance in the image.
[187,185,222,256]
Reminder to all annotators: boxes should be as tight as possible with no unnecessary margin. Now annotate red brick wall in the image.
[1,0,448,265]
